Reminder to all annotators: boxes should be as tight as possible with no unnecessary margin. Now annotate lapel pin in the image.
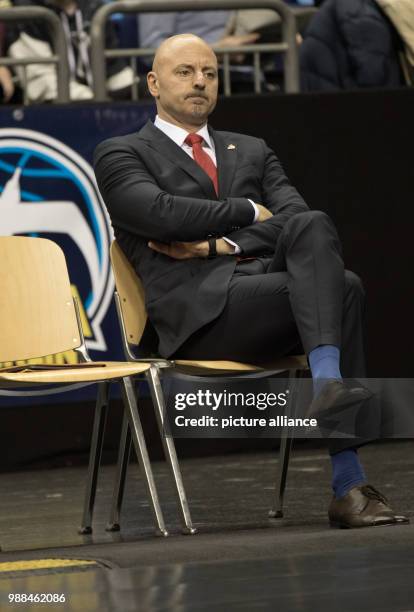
[227,144,236,150]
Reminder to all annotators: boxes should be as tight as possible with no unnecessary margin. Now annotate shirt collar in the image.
[154,115,214,151]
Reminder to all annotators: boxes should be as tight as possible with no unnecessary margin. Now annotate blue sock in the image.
[308,344,342,397]
[331,449,366,499]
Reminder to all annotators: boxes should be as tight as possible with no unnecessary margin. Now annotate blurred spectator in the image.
[8,0,134,102]
[300,0,405,91]
[233,0,315,41]
[139,11,259,55]
[139,2,316,50]
[0,0,15,102]
[230,1,316,90]
[376,0,414,84]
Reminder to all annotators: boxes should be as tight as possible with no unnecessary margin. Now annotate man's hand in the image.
[0,67,14,103]
[148,238,236,259]
[213,33,260,64]
[215,33,260,48]
[256,204,273,222]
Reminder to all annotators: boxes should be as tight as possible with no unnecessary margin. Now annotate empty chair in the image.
[0,236,167,537]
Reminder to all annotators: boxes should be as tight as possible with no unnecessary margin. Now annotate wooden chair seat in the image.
[173,355,308,375]
[0,361,150,387]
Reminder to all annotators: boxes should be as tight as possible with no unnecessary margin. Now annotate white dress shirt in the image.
[154,115,259,254]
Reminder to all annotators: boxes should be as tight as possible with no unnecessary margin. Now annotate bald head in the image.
[147,34,219,132]
[152,34,217,72]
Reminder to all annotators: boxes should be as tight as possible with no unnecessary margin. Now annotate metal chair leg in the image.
[79,381,110,534]
[147,365,197,535]
[269,428,294,519]
[106,411,131,532]
[269,369,299,519]
[120,376,168,537]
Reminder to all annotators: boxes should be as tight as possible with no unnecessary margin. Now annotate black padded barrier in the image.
[212,88,414,377]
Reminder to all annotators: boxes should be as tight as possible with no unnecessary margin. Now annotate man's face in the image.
[147,39,219,128]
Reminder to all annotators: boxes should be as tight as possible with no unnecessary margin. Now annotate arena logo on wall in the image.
[0,128,114,366]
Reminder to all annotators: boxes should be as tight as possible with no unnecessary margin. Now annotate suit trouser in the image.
[173,211,373,454]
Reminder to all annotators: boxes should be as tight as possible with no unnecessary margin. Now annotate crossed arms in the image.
[94,136,308,259]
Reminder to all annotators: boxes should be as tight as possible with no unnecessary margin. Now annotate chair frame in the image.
[73,300,168,537]
[108,241,309,534]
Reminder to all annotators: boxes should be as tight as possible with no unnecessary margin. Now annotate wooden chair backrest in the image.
[0,236,81,362]
[110,241,147,346]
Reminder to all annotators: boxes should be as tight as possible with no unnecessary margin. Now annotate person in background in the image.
[225,1,316,90]
[300,0,405,91]
[232,0,315,41]
[139,1,316,51]
[8,0,134,102]
[376,0,414,85]
[139,11,259,57]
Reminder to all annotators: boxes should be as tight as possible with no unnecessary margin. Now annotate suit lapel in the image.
[138,120,217,200]
[210,127,238,199]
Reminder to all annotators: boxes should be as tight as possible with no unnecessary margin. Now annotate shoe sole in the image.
[329,519,409,529]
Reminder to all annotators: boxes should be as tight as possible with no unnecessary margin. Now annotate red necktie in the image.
[185,133,218,196]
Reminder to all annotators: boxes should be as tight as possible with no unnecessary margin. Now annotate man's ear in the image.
[147,71,159,98]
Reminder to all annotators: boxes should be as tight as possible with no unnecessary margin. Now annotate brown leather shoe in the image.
[329,484,410,528]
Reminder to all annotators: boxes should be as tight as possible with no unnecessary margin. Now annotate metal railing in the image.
[90,0,300,101]
[0,6,70,104]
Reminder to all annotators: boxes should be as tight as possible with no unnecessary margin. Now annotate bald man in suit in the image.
[94,34,408,529]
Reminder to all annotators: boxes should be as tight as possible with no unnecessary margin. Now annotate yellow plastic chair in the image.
[109,240,309,534]
[0,236,168,537]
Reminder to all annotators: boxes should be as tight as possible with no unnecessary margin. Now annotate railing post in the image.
[278,1,300,93]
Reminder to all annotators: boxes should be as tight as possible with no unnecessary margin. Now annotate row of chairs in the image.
[0,236,308,538]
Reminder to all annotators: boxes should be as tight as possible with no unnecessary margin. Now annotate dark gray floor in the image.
[1,441,414,611]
